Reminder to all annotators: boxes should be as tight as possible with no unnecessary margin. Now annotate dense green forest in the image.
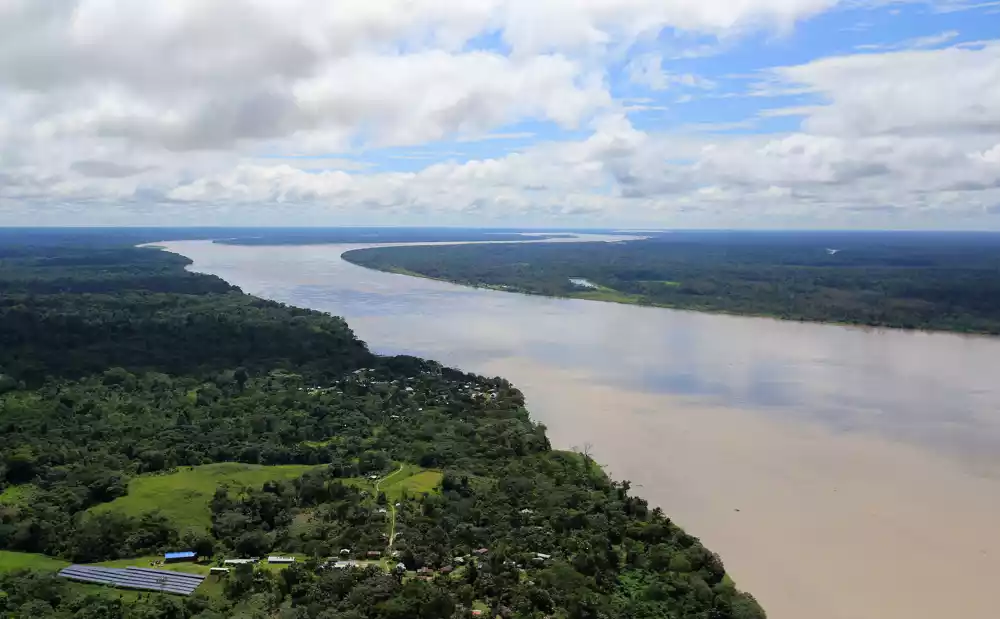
[343,231,1000,334]
[0,239,763,618]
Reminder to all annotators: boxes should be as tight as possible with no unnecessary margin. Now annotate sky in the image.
[1,0,999,229]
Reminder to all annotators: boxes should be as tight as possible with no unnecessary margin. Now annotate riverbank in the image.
[340,233,1000,336]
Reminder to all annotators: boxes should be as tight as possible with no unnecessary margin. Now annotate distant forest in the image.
[343,231,1000,334]
[0,227,571,250]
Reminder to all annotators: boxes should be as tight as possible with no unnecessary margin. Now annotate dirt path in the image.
[375,464,406,552]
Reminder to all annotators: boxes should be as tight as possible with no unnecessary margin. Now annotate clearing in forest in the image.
[87,463,325,531]
[377,464,443,502]
[0,484,39,508]
[0,550,70,574]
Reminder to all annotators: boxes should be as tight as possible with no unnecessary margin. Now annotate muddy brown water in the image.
[159,240,1000,619]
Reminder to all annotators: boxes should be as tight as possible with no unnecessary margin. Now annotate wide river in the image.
[160,239,1000,619]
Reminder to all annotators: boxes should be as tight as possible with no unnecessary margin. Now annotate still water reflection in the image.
[160,240,1000,619]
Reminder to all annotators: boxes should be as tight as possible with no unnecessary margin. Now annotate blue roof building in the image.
[164,551,197,562]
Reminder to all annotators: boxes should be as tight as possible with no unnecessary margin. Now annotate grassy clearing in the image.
[93,555,214,575]
[393,471,443,497]
[0,484,38,507]
[379,464,442,502]
[573,286,643,304]
[66,582,151,602]
[257,553,311,573]
[0,550,70,573]
[88,463,323,531]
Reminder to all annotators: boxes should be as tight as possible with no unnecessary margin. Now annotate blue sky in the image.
[1,1,999,228]
[325,1,1000,174]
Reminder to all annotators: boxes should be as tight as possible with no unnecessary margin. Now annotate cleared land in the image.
[88,463,323,531]
[0,550,70,573]
[0,484,38,507]
[377,464,442,502]
[3,464,441,587]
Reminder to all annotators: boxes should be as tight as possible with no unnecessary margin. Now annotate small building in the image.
[417,567,434,575]
[453,556,466,565]
[439,566,454,575]
[339,549,351,556]
[367,551,382,558]
[209,567,230,575]
[267,556,296,564]
[164,551,197,563]
[474,548,489,555]
[332,560,360,569]
[223,558,257,565]
[471,611,483,617]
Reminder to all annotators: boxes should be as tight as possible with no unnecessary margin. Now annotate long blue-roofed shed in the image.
[164,551,197,563]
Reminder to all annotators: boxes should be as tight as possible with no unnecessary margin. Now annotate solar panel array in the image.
[58,565,205,595]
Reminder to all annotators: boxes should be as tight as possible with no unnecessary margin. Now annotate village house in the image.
[331,560,360,569]
[267,556,296,564]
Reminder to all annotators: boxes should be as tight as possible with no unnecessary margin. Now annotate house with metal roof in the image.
[164,551,197,563]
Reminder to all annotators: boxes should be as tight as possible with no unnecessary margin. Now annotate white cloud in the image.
[1,0,999,228]
[854,30,959,51]
[762,41,1000,137]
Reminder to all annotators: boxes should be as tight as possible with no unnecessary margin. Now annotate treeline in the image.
[0,241,764,618]
[343,231,1000,334]
[0,227,567,253]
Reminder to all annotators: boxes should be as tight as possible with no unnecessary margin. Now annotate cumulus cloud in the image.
[1,0,999,227]
[763,41,1000,137]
